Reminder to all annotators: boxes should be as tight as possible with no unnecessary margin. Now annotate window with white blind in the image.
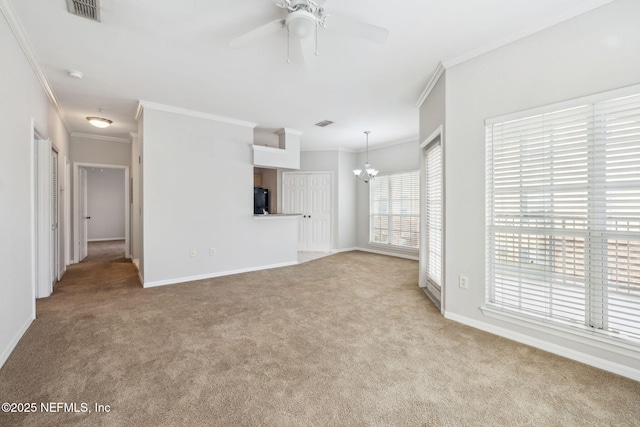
[486,88,640,345]
[425,142,442,286]
[370,170,420,249]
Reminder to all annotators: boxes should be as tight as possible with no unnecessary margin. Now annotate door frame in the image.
[32,124,55,300]
[419,125,445,313]
[73,162,130,263]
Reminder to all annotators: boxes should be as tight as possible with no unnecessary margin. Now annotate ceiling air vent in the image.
[66,0,101,22]
[315,120,334,127]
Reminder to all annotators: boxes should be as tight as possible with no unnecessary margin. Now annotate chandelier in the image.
[353,131,378,183]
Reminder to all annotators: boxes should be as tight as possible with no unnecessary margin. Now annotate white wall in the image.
[140,106,298,286]
[355,140,420,258]
[87,168,126,241]
[0,4,69,369]
[70,136,131,167]
[443,0,640,377]
[337,150,358,250]
[419,70,445,143]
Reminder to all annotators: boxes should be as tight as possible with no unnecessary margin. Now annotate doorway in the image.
[420,126,444,311]
[33,130,62,299]
[73,163,130,263]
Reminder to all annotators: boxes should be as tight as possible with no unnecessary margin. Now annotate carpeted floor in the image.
[0,244,639,426]
[81,240,127,263]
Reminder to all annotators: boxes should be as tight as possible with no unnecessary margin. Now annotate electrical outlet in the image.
[459,275,468,289]
[210,248,216,256]
[190,249,196,257]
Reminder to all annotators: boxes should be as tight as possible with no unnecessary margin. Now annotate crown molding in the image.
[415,62,446,108]
[369,136,419,152]
[442,0,616,69]
[301,136,419,153]
[0,0,70,134]
[70,132,131,144]
[136,101,257,129]
[301,146,358,153]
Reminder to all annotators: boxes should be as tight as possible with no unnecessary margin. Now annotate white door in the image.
[306,174,331,251]
[282,174,308,250]
[282,173,331,252]
[79,167,89,261]
[35,138,52,298]
[51,149,59,285]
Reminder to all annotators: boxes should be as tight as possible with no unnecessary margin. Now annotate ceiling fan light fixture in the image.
[86,116,112,128]
[286,10,317,38]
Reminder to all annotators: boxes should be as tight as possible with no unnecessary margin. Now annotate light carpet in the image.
[0,245,638,426]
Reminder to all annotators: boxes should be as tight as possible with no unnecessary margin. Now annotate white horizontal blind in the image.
[371,175,390,244]
[486,91,640,344]
[425,142,442,286]
[370,171,420,249]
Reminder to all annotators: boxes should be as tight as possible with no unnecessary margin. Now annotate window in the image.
[425,141,442,286]
[370,170,420,249]
[486,88,640,344]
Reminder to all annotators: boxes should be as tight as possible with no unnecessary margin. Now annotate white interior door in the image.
[51,149,59,285]
[283,173,307,250]
[283,172,331,252]
[306,174,331,252]
[79,167,89,261]
[35,138,52,298]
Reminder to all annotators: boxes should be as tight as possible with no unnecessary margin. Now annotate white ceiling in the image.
[7,0,613,150]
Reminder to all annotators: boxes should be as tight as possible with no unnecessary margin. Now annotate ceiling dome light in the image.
[67,69,84,79]
[285,10,317,39]
[86,117,113,128]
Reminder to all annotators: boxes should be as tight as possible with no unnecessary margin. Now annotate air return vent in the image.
[66,0,101,22]
[315,120,334,127]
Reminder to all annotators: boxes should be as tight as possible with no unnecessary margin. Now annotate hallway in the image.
[51,240,141,300]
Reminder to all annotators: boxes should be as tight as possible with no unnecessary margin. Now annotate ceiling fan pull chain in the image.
[287,30,291,63]
[315,22,319,56]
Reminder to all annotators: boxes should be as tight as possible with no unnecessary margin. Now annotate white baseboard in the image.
[87,237,126,242]
[354,246,419,261]
[444,311,640,382]
[0,314,34,370]
[143,261,298,288]
[331,247,359,253]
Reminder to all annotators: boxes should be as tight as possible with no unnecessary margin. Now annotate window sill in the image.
[480,305,640,357]
[367,242,419,253]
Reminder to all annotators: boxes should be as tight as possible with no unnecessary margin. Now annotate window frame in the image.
[369,169,420,250]
[484,84,640,348]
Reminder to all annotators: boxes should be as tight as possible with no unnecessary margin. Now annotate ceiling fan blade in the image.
[298,35,320,70]
[230,19,284,48]
[324,15,389,44]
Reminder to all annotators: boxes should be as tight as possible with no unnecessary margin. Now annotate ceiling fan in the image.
[230,0,389,64]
